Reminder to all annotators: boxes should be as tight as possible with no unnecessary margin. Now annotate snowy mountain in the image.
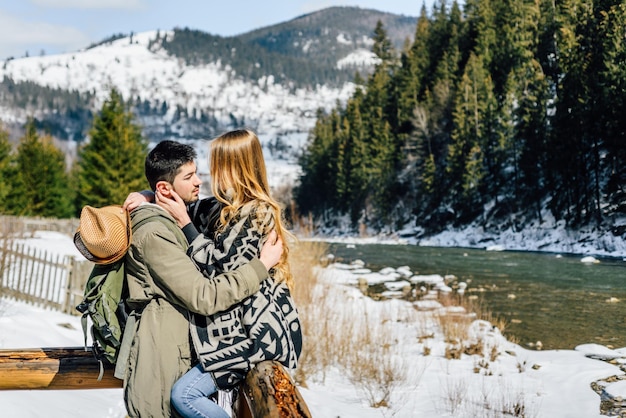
[0,30,354,142]
[0,7,416,145]
[0,7,416,188]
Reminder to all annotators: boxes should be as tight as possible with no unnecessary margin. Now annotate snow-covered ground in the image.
[1,230,626,417]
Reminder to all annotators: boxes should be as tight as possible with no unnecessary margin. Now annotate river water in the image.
[324,242,626,350]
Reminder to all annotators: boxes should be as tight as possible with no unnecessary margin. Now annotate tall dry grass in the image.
[289,239,330,384]
[289,238,418,410]
[288,237,534,415]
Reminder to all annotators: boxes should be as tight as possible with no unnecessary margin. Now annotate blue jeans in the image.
[171,364,229,418]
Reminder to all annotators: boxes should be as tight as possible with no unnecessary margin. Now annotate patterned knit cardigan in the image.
[186,198,302,390]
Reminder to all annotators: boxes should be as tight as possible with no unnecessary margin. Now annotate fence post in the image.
[64,257,75,314]
[64,256,89,315]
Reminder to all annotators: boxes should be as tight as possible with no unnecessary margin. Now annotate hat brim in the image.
[74,231,130,265]
[74,206,133,264]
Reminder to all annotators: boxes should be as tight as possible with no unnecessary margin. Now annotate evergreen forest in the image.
[159,7,416,88]
[0,89,148,218]
[295,0,626,234]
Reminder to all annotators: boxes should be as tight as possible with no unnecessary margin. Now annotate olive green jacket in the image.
[121,204,268,418]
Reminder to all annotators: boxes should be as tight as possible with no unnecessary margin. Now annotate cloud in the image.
[0,11,90,58]
[30,0,145,10]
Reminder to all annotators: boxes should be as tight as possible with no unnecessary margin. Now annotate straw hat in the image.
[74,205,132,265]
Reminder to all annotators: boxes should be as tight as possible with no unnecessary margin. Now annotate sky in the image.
[0,0,430,61]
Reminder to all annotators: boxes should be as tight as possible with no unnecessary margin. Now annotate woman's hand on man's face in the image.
[155,189,192,228]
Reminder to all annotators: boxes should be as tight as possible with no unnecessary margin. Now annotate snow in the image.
[0,30,356,139]
[316,212,626,259]
[403,213,626,258]
[1,230,626,417]
[336,48,380,69]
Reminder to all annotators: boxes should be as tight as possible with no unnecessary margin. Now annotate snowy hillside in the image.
[0,7,419,193]
[0,31,355,140]
[0,30,360,188]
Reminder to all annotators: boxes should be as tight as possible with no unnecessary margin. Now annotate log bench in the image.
[0,347,311,418]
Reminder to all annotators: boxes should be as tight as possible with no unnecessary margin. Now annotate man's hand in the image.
[259,231,283,270]
[156,190,192,228]
[123,190,154,211]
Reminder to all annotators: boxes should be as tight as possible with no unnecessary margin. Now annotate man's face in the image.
[171,161,201,204]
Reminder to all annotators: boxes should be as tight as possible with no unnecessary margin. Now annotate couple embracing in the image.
[89,129,301,417]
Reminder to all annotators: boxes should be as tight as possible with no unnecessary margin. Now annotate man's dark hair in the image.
[145,140,197,190]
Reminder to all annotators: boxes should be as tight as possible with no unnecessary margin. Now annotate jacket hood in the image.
[130,203,176,226]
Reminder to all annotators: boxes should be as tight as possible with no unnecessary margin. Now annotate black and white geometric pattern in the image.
[187,200,302,390]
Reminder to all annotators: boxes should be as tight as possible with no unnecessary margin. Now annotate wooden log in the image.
[235,361,312,418]
[0,349,312,418]
[0,347,122,390]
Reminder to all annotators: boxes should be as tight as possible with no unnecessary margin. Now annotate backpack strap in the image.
[114,310,138,379]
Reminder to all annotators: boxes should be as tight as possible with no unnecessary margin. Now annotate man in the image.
[120,140,282,417]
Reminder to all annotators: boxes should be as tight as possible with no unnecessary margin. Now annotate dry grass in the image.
[342,305,412,409]
[288,235,533,416]
[289,239,329,384]
[289,239,417,410]
[440,376,470,414]
[438,311,473,344]
[438,374,539,418]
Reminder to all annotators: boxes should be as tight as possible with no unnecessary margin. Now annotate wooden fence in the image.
[0,215,91,315]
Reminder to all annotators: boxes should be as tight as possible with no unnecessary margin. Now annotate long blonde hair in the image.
[209,129,294,290]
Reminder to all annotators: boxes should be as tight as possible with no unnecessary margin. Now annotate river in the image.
[324,242,626,350]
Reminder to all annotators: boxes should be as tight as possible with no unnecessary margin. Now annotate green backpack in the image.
[75,215,186,379]
[76,259,128,367]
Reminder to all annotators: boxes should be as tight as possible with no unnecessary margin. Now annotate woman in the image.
[149,129,300,418]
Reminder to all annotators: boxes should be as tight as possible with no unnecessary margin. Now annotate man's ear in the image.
[155,181,173,198]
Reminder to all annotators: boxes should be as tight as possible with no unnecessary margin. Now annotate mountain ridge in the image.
[0,7,417,147]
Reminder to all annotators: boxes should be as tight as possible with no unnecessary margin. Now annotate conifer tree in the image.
[75,89,148,210]
[504,0,549,220]
[0,125,12,213]
[394,6,430,136]
[600,1,626,213]
[296,108,341,216]
[6,120,74,217]
[417,1,463,218]
[361,21,400,222]
[447,52,495,220]
[549,0,594,224]
[340,88,368,223]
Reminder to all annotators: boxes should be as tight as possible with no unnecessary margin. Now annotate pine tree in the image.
[394,6,430,137]
[334,89,367,220]
[600,2,626,214]
[75,89,148,210]
[447,52,495,221]
[296,108,341,217]
[415,1,463,218]
[6,120,74,217]
[505,0,549,221]
[549,0,595,224]
[362,21,399,223]
[0,125,12,213]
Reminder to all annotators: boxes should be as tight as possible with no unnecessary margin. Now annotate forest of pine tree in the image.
[296,0,626,234]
